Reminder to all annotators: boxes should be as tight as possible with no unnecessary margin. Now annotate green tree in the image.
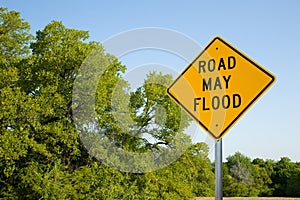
[272,157,296,197]
[286,166,300,197]
[252,158,274,196]
[226,152,253,186]
[0,7,32,63]
[251,163,273,196]
[22,21,97,168]
[187,143,214,197]
[0,7,216,199]
[128,72,190,151]
[0,8,127,197]
[134,142,214,200]
[224,153,273,197]
[0,7,46,197]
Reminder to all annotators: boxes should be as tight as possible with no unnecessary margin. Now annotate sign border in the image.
[167,36,276,140]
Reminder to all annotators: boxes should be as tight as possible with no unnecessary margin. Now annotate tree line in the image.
[0,7,299,199]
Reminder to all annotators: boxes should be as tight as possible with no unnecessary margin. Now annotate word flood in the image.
[194,94,241,111]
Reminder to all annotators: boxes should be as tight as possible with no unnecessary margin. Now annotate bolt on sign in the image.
[167,37,275,140]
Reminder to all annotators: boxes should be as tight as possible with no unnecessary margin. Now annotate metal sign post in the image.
[215,139,223,200]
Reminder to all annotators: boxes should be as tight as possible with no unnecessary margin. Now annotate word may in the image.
[202,75,231,91]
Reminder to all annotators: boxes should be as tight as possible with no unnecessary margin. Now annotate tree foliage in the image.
[224,153,300,197]
[0,7,215,199]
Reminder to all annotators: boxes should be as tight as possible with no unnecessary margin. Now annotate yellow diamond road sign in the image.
[167,37,275,140]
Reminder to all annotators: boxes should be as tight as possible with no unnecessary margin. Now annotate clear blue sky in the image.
[3,0,300,161]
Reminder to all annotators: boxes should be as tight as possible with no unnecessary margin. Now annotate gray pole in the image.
[215,139,223,200]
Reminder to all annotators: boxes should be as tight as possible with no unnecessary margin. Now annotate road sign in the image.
[167,36,275,140]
